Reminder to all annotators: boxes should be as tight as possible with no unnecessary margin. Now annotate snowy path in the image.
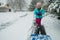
[0,12,33,40]
[0,12,60,40]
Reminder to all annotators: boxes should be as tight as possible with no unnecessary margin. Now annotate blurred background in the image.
[0,0,60,40]
[0,0,60,16]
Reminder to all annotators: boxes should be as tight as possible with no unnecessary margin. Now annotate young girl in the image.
[34,2,45,28]
[33,2,45,34]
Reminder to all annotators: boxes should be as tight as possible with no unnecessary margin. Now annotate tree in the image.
[28,0,44,11]
[7,0,27,11]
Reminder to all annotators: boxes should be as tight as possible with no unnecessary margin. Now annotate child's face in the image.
[37,5,41,9]
[36,2,41,9]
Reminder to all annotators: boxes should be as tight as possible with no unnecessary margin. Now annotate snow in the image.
[0,12,60,40]
[42,14,60,40]
[0,12,33,40]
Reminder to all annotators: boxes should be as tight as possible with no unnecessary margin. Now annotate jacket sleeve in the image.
[34,9,37,18]
[41,8,45,15]
[34,9,37,15]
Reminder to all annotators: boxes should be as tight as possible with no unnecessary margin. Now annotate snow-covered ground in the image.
[42,13,60,40]
[0,12,60,40]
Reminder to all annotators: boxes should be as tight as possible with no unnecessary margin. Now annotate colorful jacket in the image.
[34,8,45,18]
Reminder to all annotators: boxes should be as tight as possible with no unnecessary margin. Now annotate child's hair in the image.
[36,2,42,7]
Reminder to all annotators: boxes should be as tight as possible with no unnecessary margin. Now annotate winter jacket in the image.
[34,8,45,18]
